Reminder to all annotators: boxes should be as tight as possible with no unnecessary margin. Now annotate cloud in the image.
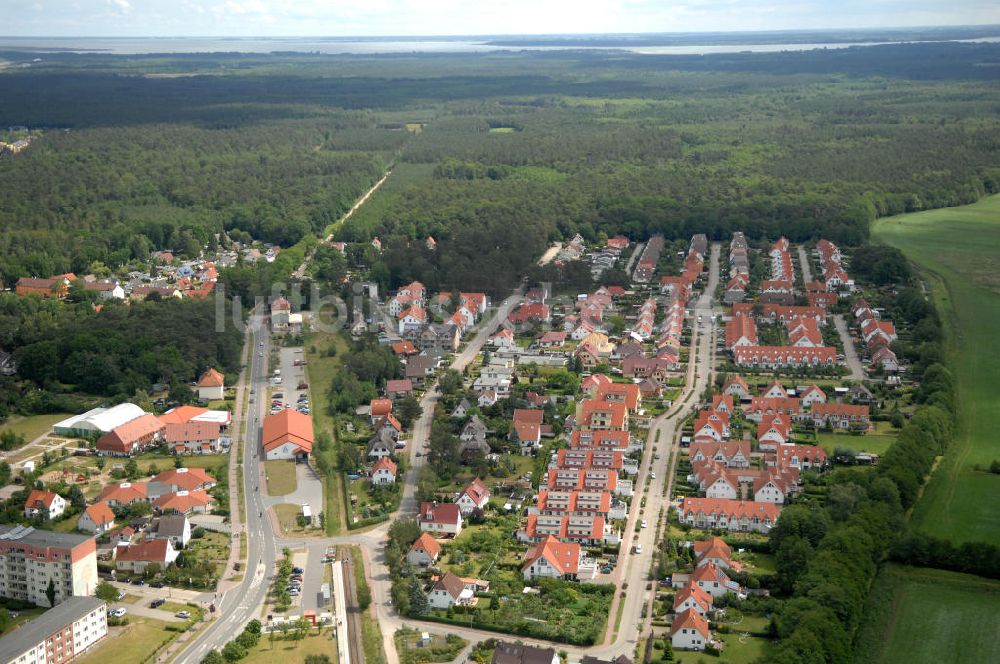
[107,0,131,12]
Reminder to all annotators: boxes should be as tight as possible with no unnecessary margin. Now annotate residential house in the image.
[455,478,490,515]
[23,490,66,521]
[270,297,291,329]
[677,497,782,534]
[371,457,398,485]
[417,502,463,537]
[366,429,396,460]
[693,537,732,569]
[77,503,115,535]
[83,279,125,300]
[812,403,870,429]
[98,482,148,508]
[427,571,473,609]
[195,368,225,401]
[147,468,217,501]
[149,514,191,549]
[152,490,214,515]
[673,582,713,617]
[671,608,711,651]
[404,356,436,387]
[385,379,413,400]
[164,420,223,455]
[522,535,582,581]
[114,539,179,573]
[800,384,827,407]
[491,643,559,664]
[722,375,751,400]
[406,532,441,567]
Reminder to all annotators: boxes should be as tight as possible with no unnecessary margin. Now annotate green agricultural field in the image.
[874,194,1000,545]
[866,566,1000,664]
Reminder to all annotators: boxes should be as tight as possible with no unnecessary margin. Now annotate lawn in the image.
[305,329,350,534]
[273,503,308,534]
[864,565,1000,664]
[245,628,338,663]
[74,616,177,664]
[814,426,896,456]
[0,413,73,443]
[874,193,1000,545]
[265,460,298,496]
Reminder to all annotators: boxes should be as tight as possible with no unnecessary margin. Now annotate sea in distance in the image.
[1,30,999,56]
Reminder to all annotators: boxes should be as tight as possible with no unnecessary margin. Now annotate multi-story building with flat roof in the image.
[0,526,98,607]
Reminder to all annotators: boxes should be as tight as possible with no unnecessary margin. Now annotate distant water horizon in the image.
[1,32,999,57]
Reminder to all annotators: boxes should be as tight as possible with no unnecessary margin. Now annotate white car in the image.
[650,472,656,480]
[175,610,191,619]
[109,608,127,618]
[641,520,648,529]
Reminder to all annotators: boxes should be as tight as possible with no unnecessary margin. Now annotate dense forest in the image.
[0,42,999,404]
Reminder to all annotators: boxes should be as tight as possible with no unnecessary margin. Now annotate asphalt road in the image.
[178,310,280,662]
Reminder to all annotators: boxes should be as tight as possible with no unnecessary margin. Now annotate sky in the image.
[3,0,1000,38]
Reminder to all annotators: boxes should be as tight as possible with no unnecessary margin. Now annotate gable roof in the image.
[522,535,580,575]
[116,538,174,563]
[410,532,441,559]
[431,571,466,599]
[81,503,115,527]
[262,409,314,454]
[372,456,398,476]
[673,581,713,613]
[670,607,711,639]
[196,368,225,388]
[693,537,732,565]
[98,481,148,504]
[96,413,164,454]
[459,478,489,505]
[418,501,461,526]
[24,489,61,510]
[152,490,212,512]
[151,467,216,490]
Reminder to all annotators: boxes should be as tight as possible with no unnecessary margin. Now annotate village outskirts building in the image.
[195,367,225,401]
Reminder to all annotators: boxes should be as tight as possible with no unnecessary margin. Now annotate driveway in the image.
[283,463,323,517]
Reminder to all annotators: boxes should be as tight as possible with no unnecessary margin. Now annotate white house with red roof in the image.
[78,503,115,534]
[673,582,713,617]
[455,478,490,515]
[693,537,732,569]
[371,457,397,485]
[23,489,66,520]
[195,368,225,401]
[418,502,463,537]
[398,306,427,334]
[757,413,792,449]
[114,539,179,573]
[522,535,583,581]
[800,384,827,407]
[671,608,711,651]
[147,468,217,501]
[406,532,441,567]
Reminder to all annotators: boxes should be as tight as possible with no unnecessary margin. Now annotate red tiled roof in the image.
[82,503,115,527]
[96,414,164,454]
[410,532,441,558]
[197,368,224,387]
[523,535,580,575]
[262,409,314,454]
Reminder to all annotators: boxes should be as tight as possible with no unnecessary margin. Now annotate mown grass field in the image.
[865,566,1000,664]
[0,413,73,443]
[74,616,177,664]
[264,460,298,495]
[874,194,1000,545]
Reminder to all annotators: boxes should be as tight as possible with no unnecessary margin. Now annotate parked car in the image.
[131,578,145,586]
[292,567,304,574]
[297,382,308,390]
[150,598,165,608]
[109,608,127,618]
[175,610,191,619]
